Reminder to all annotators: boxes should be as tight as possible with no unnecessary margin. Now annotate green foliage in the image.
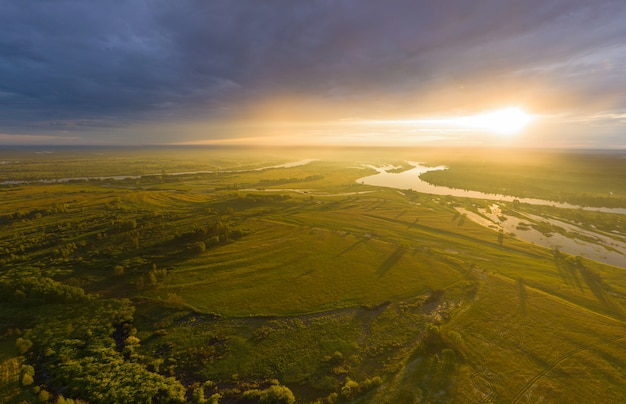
[339,377,359,400]
[41,347,185,403]
[206,393,222,404]
[38,388,50,402]
[0,272,93,307]
[242,384,295,404]
[16,338,33,355]
[443,330,467,360]
[191,385,206,403]
[422,324,444,354]
[333,376,382,402]
[18,299,185,403]
[20,364,35,386]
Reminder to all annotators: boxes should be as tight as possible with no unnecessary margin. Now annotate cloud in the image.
[1,0,626,145]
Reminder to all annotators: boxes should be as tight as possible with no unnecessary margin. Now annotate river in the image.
[357,162,626,267]
[356,162,626,215]
[0,159,318,186]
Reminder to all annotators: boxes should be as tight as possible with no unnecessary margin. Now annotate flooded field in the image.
[457,206,626,268]
[358,162,626,268]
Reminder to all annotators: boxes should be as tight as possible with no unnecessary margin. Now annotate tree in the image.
[192,386,206,403]
[20,364,35,386]
[242,384,296,404]
[340,378,360,401]
[16,337,33,354]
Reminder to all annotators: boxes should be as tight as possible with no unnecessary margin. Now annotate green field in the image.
[1,147,625,403]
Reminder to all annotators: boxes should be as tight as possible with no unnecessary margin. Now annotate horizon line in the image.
[0,143,625,152]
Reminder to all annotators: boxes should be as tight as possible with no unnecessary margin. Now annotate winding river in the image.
[357,162,626,267]
[357,162,626,215]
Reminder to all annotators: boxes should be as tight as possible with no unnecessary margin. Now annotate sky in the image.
[1,0,626,148]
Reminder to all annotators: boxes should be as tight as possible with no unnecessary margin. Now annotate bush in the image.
[242,384,295,404]
[20,364,35,386]
[0,273,92,306]
[38,389,50,402]
[340,378,360,400]
[16,337,33,354]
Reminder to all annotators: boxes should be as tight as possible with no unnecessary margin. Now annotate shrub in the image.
[16,337,33,354]
[20,364,35,386]
[242,384,296,404]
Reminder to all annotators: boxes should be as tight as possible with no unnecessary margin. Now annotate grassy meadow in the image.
[1,146,625,403]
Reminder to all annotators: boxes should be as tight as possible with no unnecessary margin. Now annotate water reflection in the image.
[457,206,626,268]
[357,162,626,215]
[1,159,318,186]
[357,162,625,267]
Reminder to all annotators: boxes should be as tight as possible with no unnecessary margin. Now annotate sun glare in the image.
[461,107,533,136]
[372,106,535,141]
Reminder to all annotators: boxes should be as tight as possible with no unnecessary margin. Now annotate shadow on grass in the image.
[336,237,370,257]
[579,266,613,307]
[554,253,622,312]
[378,246,407,276]
[553,249,584,292]
[518,278,527,314]
[452,212,460,222]
[407,217,420,229]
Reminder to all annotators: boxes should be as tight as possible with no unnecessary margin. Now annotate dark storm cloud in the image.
[1,0,626,141]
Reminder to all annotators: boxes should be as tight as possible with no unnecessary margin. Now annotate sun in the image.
[464,107,533,136]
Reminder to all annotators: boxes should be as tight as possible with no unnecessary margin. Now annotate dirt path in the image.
[470,367,495,403]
